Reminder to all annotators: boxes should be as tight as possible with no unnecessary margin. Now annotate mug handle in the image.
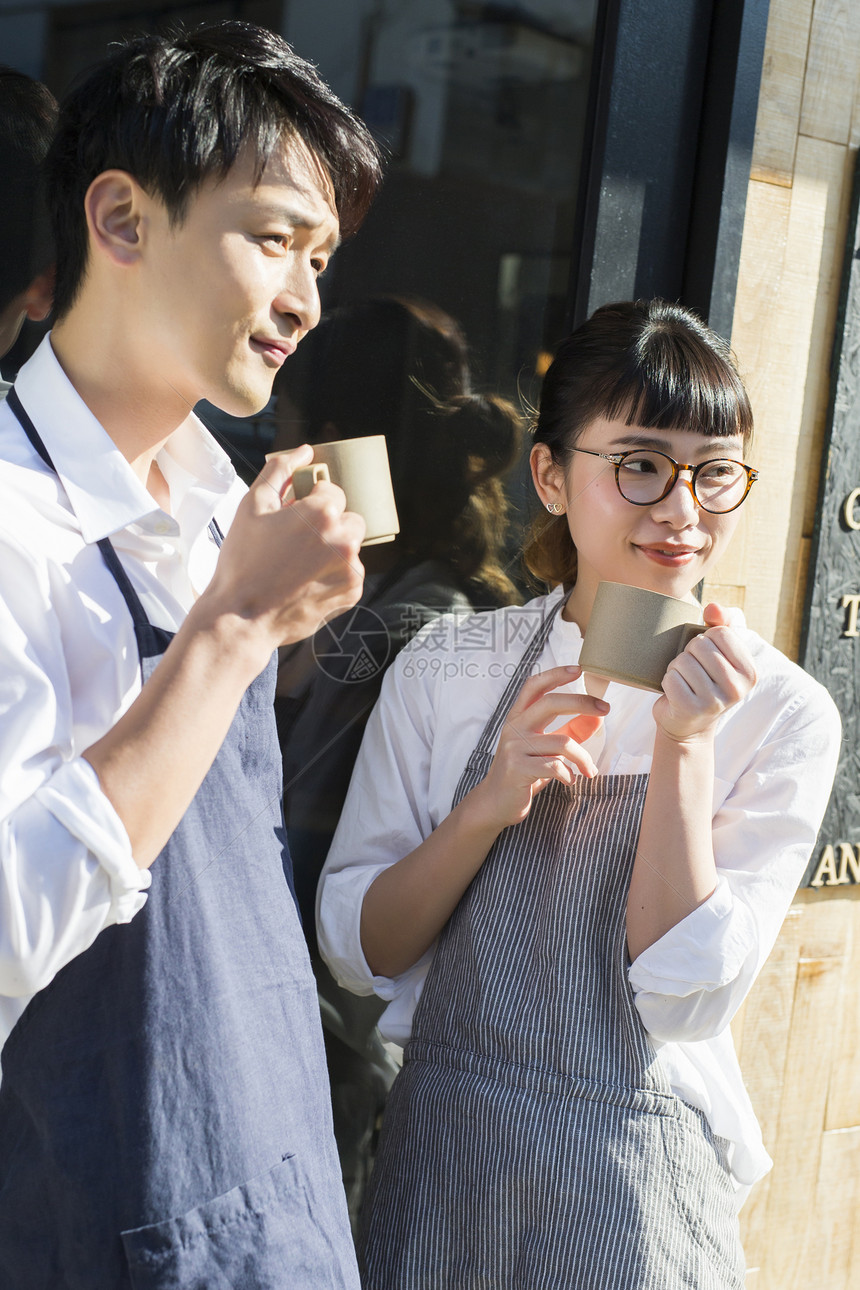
[283,462,330,502]
[678,622,707,651]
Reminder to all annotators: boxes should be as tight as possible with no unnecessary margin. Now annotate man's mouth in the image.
[250,336,296,367]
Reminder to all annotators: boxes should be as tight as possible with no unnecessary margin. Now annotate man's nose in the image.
[275,263,321,334]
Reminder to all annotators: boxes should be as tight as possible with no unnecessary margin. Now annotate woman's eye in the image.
[311,258,327,277]
[259,233,288,247]
[701,460,741,481]
[621,455,658,476]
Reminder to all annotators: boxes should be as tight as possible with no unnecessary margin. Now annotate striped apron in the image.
[360,605,745,1289]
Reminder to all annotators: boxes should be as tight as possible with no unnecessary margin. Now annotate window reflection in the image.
[297,0,597,399]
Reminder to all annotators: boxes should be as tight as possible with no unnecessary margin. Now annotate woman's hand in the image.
[653,602,757,743]
[469,665,610,832]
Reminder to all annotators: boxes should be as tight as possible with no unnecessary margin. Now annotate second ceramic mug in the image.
[280,435,400,547]
[579,581,705,691]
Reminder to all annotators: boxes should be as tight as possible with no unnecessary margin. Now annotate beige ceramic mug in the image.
[579,581,705,692]
[272,435,400,547]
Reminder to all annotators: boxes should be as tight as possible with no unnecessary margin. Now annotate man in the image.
[0,22,381,1288]
[0,66,56,385]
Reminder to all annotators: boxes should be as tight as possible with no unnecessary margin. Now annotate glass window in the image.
[268,1,598,588]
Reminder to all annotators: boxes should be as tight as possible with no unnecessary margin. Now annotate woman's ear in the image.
[84,170,147,269]
[530,442,566,511]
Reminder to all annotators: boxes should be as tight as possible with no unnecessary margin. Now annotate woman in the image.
[317,300,840,1288]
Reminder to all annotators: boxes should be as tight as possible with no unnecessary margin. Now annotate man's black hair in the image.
[0,66,57,313]
[46,20,383,318]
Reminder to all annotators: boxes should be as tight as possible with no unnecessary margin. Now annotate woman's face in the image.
[531,415,747,621]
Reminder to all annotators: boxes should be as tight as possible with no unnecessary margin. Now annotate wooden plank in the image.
[824,892,860,1130]
[797,138,856,536]
[727,141,850,651]
[799,0,860,146]
[757,899,851,1288]
[851,46,860,148]
[708,180,792,630]
[701,582,747,615]
[751,0,814,185]
[781,536,810,663]
[736,907,804,1273]
[808,1126,860,1289]
[772,136,852,655]
[722,137,850,653]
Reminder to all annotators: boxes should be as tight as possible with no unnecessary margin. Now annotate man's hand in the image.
[201,446,366,661]
[83,448,365,868]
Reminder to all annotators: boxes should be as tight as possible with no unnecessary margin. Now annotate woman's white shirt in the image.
[318,588,841,1200]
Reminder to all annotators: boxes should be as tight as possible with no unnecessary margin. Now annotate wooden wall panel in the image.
[755,900,851,1289]
[705,180,791,625]
[734,908,804,1274]
[719,139,848,649]
[823,890,860,1130]
[736,895,860,1288]
[771,136,851,654]
[751,0,814,184]
[798,0,860,145]
[814,1127,860,1289]
[717,0,860,1285]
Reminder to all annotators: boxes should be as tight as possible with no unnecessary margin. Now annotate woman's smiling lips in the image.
[635,543,701,567]
[249,335,296,366]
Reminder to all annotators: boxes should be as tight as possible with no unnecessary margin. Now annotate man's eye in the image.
[259,234,288,247]
[311,259,327,277]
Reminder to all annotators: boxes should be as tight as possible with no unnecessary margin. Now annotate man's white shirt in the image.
[0,335,245,1052]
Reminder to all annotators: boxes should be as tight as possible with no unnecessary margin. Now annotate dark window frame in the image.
[567,0,771,338]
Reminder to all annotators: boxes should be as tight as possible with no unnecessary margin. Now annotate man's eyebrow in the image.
[253,202,341,251]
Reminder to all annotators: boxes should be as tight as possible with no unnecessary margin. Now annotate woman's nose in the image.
[651,470,700,524]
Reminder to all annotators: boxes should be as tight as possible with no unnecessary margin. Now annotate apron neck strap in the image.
[472,601,561,759]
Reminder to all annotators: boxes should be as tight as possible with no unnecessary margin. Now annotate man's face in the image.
[140,136,340,417]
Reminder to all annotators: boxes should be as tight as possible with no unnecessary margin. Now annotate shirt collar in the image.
[13,334,236,544]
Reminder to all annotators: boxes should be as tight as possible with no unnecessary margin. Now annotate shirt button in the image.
[154,519,173,535]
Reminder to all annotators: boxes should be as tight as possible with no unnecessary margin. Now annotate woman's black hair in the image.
[46,20,383,318]
[523,299,754,587]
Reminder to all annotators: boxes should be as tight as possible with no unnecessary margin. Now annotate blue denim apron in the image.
[0,389,359,1290]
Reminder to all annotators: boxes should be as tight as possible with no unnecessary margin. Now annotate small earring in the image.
[545,501,565,514]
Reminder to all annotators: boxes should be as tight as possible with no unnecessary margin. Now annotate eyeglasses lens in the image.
[617,453,748,512]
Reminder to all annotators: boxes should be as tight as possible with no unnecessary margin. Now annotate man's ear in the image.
[22,266,55,323]
[530,442,566,510]
[84,170,147,268]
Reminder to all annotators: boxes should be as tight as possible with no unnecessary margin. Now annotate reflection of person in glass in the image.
[0,66,56,378]
[273,295,523,1227]
[318,300,841,1286]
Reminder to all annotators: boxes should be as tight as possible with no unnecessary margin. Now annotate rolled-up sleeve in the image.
[629,679,841,1043]
[0,536,149,1000]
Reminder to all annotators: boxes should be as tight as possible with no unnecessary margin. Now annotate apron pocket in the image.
[121,1154,339,1290]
